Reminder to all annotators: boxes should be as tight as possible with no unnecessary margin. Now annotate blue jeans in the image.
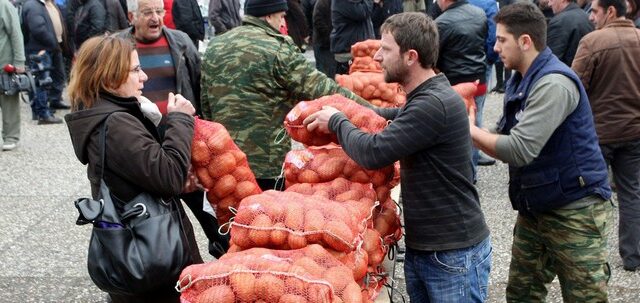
[404,236,492,302]
[27,51,53,119]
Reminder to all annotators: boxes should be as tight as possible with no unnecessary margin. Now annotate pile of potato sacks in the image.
[180,110,403,302]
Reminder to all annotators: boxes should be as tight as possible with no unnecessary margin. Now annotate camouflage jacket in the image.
[201,16,366,179]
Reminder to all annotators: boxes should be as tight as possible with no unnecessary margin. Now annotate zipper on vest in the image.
[579,176,586,187]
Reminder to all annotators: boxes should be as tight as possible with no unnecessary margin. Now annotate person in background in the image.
[312,0,336,78]
[65,35,202,303]
[626,0,640,26]
[208,0,241,36]
[470,3,612,301]
[201,0,367,191]
[284,0,309,51]
[492,0,515,94]
[546,0,593,66]
[0,0,25,150]
[330,0,375,74]
[372,0,403,38]
[572,0,640,272]
[162,0,175,28]
[172,0,205,48]
[104,0,129,33]
[22,0,70,124]
[71,0,106,48]
[435,0,489,175]
[117,0,230,258]
[304,13,492,302]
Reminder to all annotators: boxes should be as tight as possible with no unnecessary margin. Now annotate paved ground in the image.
[1,89,639,302]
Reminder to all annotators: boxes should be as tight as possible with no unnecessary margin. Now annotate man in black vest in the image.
[470,2,612,301]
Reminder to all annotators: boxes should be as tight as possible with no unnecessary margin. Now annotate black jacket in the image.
[313,0,332,49]
[103,0,128,33]
[286,0,309,51]
[207,0,241,35]
[435,0,487,84]
[330,0,375,54]
[21,0,60,52]
[547,2,593,66]
[372,0,402,38]
[173,0,205,43]
[72,0,106,49]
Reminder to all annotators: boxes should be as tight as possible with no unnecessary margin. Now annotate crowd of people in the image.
[1,0,639,301]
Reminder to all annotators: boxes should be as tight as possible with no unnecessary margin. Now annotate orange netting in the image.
[373,198,403,245]
[283,146,396,202]
[284,94,388,146]
[177,245,366,303]
[336,72,406,108]
[230,190,374,252]
[452,81,479,114]
[191,117,262,224]
[348,56,382,74]
[351,40,380,59]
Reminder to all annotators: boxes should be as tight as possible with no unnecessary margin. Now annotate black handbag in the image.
[74,116,193,296]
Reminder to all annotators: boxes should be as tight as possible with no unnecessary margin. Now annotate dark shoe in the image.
[37,116,63,125]
[623,264,639,272]
[478,153,496,166]
[50,102,71,109]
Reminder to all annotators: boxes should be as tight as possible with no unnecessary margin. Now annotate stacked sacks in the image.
[335,40,406,108]
[177,245,366,303]
[190,117,262,224]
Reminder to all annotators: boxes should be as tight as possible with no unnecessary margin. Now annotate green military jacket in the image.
[201,16,366,179]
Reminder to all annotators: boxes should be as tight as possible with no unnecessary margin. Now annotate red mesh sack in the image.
[191,117,262,224]
[285,178,377,217]
[362,228,387,267]
[177,245,366,303]
[283,146,397,200]
[325,247,370,282]
[348,56,382,74]
[350,39,381,59]
[336,72,406,108]
[452,81,479,114]
[230,190,373,252]
[374,198,403,245]
[284,94,388,146]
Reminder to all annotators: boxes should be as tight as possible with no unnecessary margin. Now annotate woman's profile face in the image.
[114,51,148,98]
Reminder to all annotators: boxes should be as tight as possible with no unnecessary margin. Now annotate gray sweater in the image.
[0,0,25,67]
[329,74,490,251]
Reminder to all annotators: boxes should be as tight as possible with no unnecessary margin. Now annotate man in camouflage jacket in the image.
[201,0,366,189]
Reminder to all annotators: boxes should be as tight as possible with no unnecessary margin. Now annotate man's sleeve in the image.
[5,2,25,67]
[571,39,594,93]
[328,95,444,169]
[274,43,371,107]
[495,74,580,167]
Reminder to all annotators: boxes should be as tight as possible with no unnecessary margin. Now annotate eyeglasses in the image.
[130,65,143,74]
[138,8,165,17]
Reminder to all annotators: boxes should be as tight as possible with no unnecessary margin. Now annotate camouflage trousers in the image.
[506,200,614,302]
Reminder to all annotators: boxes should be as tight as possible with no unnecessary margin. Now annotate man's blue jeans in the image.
[27,51,53,119]
[404,236,492,302]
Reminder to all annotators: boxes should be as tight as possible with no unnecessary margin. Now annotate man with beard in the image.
[116,0,230,258]
[304,12,491,302]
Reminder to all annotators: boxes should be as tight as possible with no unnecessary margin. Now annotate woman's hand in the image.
[167,92,195,116]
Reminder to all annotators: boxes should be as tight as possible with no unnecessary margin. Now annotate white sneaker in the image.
[2,142,17,151]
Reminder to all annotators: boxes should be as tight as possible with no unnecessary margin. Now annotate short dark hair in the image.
[379,12,439,69]
[494,2,547,51]
[597,0,627,17]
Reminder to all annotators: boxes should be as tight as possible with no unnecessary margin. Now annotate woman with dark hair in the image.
[64,35,202,303]
[285,0,310,51]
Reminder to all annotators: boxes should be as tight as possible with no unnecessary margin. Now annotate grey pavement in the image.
[1,90,639,302]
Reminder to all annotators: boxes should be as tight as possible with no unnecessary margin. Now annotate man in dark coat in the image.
[546,0,593,65]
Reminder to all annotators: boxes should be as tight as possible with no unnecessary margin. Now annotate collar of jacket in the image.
[602,18,636,29]
[446,0,470,11]
[242,15,282,36]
